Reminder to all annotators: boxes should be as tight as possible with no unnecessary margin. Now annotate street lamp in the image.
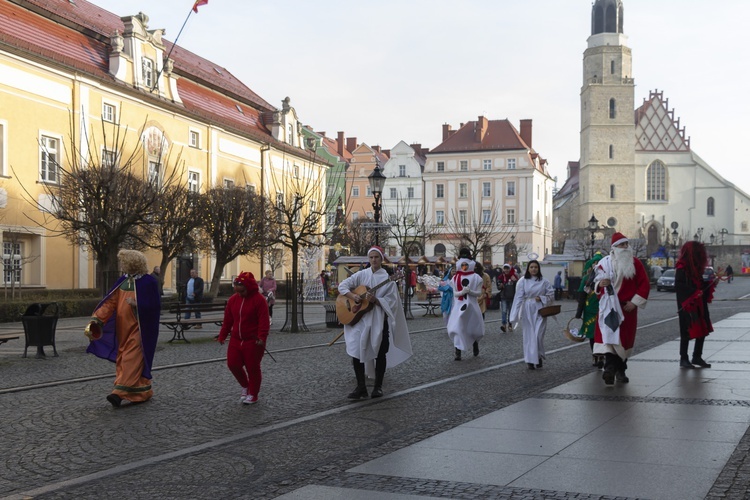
[720,228,729,245]
[671,228,679,267]
[368,164,386,246]
[709,234,715,245]
[587,214,599,259]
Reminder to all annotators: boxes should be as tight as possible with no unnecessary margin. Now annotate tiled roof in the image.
[554,161,580,199]
[430,119,528,153]
[321,135,352,162]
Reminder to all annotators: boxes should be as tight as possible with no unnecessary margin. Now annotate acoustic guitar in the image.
[335,270,404,326]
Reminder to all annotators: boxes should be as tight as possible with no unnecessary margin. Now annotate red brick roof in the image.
[430,119,529,153]
[321,135,353,162]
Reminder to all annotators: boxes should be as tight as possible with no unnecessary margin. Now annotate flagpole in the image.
[150,3,198,92]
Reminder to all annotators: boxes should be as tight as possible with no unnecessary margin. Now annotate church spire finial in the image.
[591,0,624,35]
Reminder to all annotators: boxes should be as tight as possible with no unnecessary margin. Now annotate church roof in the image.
[635,90,690,152]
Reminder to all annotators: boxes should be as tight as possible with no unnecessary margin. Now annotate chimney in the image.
[346,137,357,152]
[475,116,488,143]
[520,119,532,148]
[337,131,345,156]
[373,145,381,154]
[410,143,422,153]
[317,131,326,137]
[442,124,453,142]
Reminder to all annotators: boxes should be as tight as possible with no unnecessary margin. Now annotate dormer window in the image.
[142,57,154,88]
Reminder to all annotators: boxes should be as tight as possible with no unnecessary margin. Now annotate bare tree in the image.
[198,186,270,297]
[443,201,514,260]
[263,245,289,276]
[338,218,376,257]
[14,113,183,294]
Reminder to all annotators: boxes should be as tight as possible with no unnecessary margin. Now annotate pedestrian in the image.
[509,260,554,370]
[85,249,160,408]
[409,269,417,297]
[725,264,734,283]
[447,248,485,360]
[594,232,650,385]
[338,246,412,399]
[576,252,604,368]
[498,264,518,332]
[151,265,163,295]
[475,262,492,320]
[259,269,277,326]
[553,271,564,300]
[216,271,270,404]
[185,268,204,328]
[320,270,329,298]
[675,241,715,368]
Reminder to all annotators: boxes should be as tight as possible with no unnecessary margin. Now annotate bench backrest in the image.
[168,301,227,315]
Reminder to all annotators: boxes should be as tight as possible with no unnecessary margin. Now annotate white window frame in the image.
[223,178,235,189]
[188,170,200,193]
[482,182,491,197]
[436,184,444,198]
[407,187,414,199]
[366,185,372,197]
[3,241,22,284]
[189,129,200,149]
[436,210,445,225]
[460,160,468,171]
[39,132,62,184]
[293,165,300,178]
[482,210,491,224]
[436,161,445,172]
[149,161,162,186]
[399,165,406,177]
[352,186,360,197]
[506,209,516,224]
[390,188,397,199]
[0,119,6,176]
[507,158,516,170]
[507,181,516,197]
[142,57,155,88]
[459,183,468,198]
[352,212,359,221]
[102,101,116,123]
[365,211,373,219]
[459,210,467,225]
[483,159,492,170]
[101,147,116,168]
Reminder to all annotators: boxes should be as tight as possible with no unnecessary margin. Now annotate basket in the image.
[539,304,561,317]
[564,317,587,343]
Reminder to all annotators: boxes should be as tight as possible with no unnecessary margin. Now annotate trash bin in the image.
[21,303,59,359]
[323,304,342,328]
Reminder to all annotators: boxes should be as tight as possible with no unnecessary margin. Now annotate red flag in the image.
[192,0,208,13]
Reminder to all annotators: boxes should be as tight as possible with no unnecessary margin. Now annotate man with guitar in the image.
[337,246,413,399]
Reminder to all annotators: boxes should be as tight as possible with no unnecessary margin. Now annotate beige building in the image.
[0,0,324,291]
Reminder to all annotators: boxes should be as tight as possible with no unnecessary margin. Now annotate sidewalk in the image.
[278,312,750,500]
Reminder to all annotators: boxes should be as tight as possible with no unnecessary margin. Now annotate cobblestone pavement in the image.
[1,281,749,499]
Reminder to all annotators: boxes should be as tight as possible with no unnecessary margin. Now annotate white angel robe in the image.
[338,267,413,377]
[447,265,485,350]
[509,276,555,364]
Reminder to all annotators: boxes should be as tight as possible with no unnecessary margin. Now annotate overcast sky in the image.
[87,0,749,193]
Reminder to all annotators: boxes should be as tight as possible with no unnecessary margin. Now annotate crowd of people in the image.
[83,233,730,408]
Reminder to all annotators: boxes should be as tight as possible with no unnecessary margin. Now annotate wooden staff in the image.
[328,330,345,346]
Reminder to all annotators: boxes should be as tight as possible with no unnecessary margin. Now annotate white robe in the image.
[447,271,485,350]
[338,268,413,377]
[509,277,555,364]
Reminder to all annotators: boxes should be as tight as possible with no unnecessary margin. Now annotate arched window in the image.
[605,4,617,32]
[609,98,616,119]
[434,244,446,257]
[646,160,667,201]
[707,197,715,216]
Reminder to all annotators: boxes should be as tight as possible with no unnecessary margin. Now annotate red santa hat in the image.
[611,232,629,248]
[368,246,385,259]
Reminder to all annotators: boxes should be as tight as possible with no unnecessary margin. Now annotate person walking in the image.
[185,268,204,328]
[553,271,564,300]
[85,250,161,408]
[475,262,492,320]
[509,260,555,370]
[259,270,277,326]
[217,271,270,405]
[338,246,412,399]
[498,264,518,332]
[594,232,650,385]
[151,266,163,296]
[675,241,715,368]
[447,248,485,360]
[725,264,734,283]
[576,252,604,368]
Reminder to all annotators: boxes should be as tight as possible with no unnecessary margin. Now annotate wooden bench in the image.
[414,292,442,317]
[161,301,227,343]
[0,333,20,346]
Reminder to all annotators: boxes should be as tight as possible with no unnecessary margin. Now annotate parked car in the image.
[702,266,716,282]
[656,269,676,292]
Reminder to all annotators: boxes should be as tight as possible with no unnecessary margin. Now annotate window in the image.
[327,213,335,226]
[102,102,115,123]
[460,160,468,171]
[507,181,515,197]
[3,242,21,284]
[247,184,256,195]
[366,185,372,197]
[609,98,616,119]
[482,210,491,224]
[407,187,414,198]
[482,182,491,197]
[189,130,200,148]
[148,161,162,186]
[352,212,359,221]
[707,197,715,216]
[293,165,299,178]
[434,243,446,256]
[459,183,467,198]
[287,124,294,146]
[188,171,200,193]
[390,188,397,199]
[399,165,406,177]
[102,148,116,167]
[507,158,516,170]
[352,186,360,197]
[610,60,615,74]
[506,209,516,225]
[142,57,154,88]
[483,159,492,170]
[459,210,467,225]
[223,178,235,189]
[40,135,59,183]
[436,161,445,172]
[646,160,666,201]
[0,121,5,175]
[610,184,615,199]
[436,184,444,198]
[388,214,397,225]
[436,210,445,225]
[609,144,614,159]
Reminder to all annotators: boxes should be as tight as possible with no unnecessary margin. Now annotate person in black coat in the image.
[185,269,205,324]
[675,241,715,369]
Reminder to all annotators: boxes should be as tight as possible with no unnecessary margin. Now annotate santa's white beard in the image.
[612,247,636,279]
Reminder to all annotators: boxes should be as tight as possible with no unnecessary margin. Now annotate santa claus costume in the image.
[594,232,650,385]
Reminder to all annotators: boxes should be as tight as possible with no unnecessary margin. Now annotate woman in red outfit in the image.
[217,271,270,404]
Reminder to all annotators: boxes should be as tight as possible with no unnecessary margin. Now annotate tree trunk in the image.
[210,258,228,300]
[290,243,300,332]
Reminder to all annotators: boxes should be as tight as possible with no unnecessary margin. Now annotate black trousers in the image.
[352,321,390,386]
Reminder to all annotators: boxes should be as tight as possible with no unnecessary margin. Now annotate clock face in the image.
[607,217,617,227]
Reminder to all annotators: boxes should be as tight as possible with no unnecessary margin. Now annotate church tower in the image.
[579,0,636,234]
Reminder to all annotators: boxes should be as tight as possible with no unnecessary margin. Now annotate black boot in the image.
[615,370,629,383]
[691,356,712,368]
[527,363,536,370]
[473,341,479,357]
[454,348,462,361]
[680,356,695,369]
[536,358,543,369]
[371,354,386,398]
[347,360,368,400]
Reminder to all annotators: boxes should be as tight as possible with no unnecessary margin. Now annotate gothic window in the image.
[609,98,616,119]
[646,160,667,201]
[707,197,715,216]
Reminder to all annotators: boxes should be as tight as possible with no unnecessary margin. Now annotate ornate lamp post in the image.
[368,164,386,246]
[709,233,715,245]
[587,214,599,260]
